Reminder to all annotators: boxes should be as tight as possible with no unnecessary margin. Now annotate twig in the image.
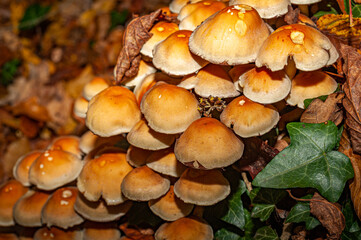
[280,222,293,240]
[241,172,253,192]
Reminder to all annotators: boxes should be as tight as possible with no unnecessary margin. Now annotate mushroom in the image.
[77,152,133,205]
[155,216,214,240]
[286,71,338,109]
[255,24,339,72]
[41,187,84,229]
[48,135,82,158]
[13,190,51,227]
[140,82,201,134]
[29,149,82,191]
[189,5,270,65]
[229,0,291,19]
[73,96,88,119]
[238,66,291,104]
[74,193,132,222]
[140,22,179,59]
[146,148,187,177]
[175,117,244,169]
[169,0,190,13]
[122,60,157,87]
[152,30,208,76]
[0,180,28,227]
[174,168,231,205]
[83,77,110,101]
[220,96,280,138]
[33,227,83,240]
[86,86,141,137]
[121,165,170,201]
[83,222,121,240]
[290,0,321,16]
[149,185,194,221]
[178,1,227,31]
[126,145,153,167]
[127,119,176,151]
[13,151,42,187]
[79,130,125,155]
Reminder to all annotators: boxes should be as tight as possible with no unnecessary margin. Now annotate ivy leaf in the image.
[251,204,275,222]
[0,59,20,86]
[214,228,241,240]
[341,201,361,239]
[353,5,361,18]
[253,121,354,202]
[286,197,320,230]
[19,3,51,30]
[253,226,279,240]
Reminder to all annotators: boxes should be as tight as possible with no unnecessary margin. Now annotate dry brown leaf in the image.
[114,9,162,84]
[119,223,155,240]
[12,96,51,122]
[343,148,361,220]
[284,6,300,25]
[19,116,41,138]
[341,43,361,154]
[300,92,344,125]
[310,192,345,240]
[278,108,304,131]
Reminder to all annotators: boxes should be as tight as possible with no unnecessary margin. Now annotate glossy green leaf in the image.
[253,121,354,202]
[253,226,279,240]
[19,3,51,30]
[286,202,320,230]
[353,4,361,17]
[251,204,274,222]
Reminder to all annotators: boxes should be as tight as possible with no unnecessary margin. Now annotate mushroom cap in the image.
[238,66,291,104]
[83,222,121,240]
[134,72,182,105]
[297,13,316,26]
[0,233,18,240]
[220,96,280,138]
[178,73,199,90]
[149,186,194,221]
[174,168,230,205]
[41,187,84,229]
[178,1,227,31]
[155,216,213,240]
[291,0,321,4]
[29,149,83,191]
[126,145,153,167]
[127,119,176,151]
[79,130,125,155]
[122,60,157,87]
[286,71,338,109]
[86,86,141,137]
[175,117,244,169]
[140,82,201,134]
[83,77,110,101]
[0,180,28,227]
[33,227,83,240]
[74,193,132,222]
[169,0,190,13]
[13,190,51,227]
[194,64,240,98]
[146,148,187,177]
[229,64,255,91]
[48,135,82,158]
[13,150,42,187]
[77,152,133,205]
[140,22,179,58]
[73,96,88,119]
[255,24,339,71]
[121,166,170,201]
[152,30,208,76]
[229,0,291,19]
[189,5,270,65]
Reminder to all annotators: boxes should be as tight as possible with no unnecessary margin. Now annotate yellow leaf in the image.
[10,2,27,35]
[65,65,94,99]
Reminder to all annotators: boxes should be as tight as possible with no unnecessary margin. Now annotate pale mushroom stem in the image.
[241,172,253,192]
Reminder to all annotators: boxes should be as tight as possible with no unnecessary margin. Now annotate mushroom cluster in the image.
[0,1,339,239]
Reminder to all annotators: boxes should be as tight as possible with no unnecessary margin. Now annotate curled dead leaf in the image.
[310,192,345,240]
[341,43,361,154]
[300,92,344,125]
[119,223,155,240]
[114,9,162,84]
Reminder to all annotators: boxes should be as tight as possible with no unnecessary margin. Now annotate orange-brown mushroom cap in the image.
[229,0,291,19]
[140,82,201,134]
[83,77,110,101]
[13,151,42,187]
[77,152,133,205]
[33,227,83,240]
[146,148,187,177]
[175,117,244,169]
[48,135,82,158]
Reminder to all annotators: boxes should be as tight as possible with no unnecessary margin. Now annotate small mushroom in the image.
[146,148,187,177]
[48,135,82,158]
[33,227,83,240]
[83,77,110,101]
[229,0,291,19]
[13,151,42,187]
[122,60,157,87]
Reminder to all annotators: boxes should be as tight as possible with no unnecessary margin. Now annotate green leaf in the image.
[313,3,339,18]
[214,228,241,240]
[352,4,361,18]
[19,3,51,30]
[253,226,279,240]
[342,200,361,239]
[110,10,129,31]
[286,201,320,230]
[253,121,354,202]
[0,59,20,86]
[251,204,274,222]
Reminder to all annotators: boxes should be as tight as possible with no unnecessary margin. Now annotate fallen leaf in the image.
[343,148,361,221]
[119,223,155,240]
[341,43,361,154]
[114,9,162,84]
[239,137,279,179]
[12,96,51,122]
[310,192,345,240]
[284,6,300,25]
[19,116,41,138]
[300,92,344,125]
[253,121,354,202]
